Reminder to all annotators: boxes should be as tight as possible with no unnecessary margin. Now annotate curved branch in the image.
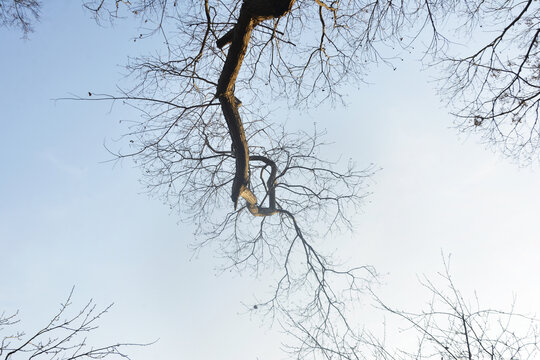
[216,0,295,208]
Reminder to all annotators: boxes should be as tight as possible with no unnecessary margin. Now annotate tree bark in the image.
[216,0,295,209]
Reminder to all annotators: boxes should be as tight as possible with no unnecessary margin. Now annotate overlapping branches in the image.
[0,0,40,35]
[74,1,384,356]
[441,0,540,162]
[373,263,540,360]
[0,289,145,360]
[60,0,540,358]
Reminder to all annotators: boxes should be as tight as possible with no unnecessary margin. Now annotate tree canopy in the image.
[2,0,540,359]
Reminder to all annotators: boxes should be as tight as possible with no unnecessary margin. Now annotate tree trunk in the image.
[216,0,295,209]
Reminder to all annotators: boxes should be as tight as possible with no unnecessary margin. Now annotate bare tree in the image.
[0,289,145,360]
[71,0,540,358]
[78,1,388,357]
[2,3,537,161]
[5,0,540,358]
[79,1,540,162]
[438,0,540,163]
[0,0,40,36]
[372,262,540,360]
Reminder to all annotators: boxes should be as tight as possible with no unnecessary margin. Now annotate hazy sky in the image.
[1,2,539,359]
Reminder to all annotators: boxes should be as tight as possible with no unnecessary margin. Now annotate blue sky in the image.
[1,2,539,359]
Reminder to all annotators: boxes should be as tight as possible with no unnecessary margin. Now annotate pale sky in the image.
[1,2,539,360]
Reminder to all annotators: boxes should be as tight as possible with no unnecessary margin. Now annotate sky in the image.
[1,2,539,360]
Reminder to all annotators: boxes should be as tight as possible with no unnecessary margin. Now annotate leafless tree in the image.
[372,262,540,360]
[0,289,145,360]
[0,0,40,36]
[72,0,540,358]
[78,1,384,358]
[78,0,540,163]
[5,0,540,358]
[438,0,540,163]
